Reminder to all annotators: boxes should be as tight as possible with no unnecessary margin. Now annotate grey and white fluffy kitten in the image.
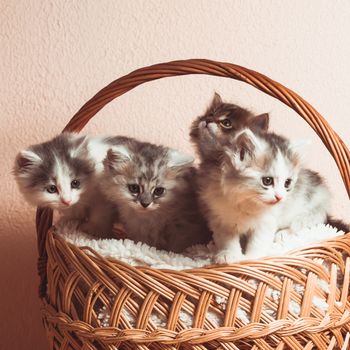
[13,133,116,238]
[200,128,332,263]
[190,93,269,162]
[100,138,211,253]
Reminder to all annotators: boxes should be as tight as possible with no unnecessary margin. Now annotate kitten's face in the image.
[190,93,269,148]
[14,134,94,210]
[224,129,305,206]
[103,144,193,213]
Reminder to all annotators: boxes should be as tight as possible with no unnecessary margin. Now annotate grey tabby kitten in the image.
[190,93,269,162]
[201,128,332,262]
[13,133,116,238]
[100,138,211,253]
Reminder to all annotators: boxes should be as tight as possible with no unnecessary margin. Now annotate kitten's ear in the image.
[14,150,42,174]
[69,135,89,158]
[208,92,223,111]
[104,146,131,171]
[167,149,194,168]
[251,113,269,131]
[225,129,260,167]
[236,129,261,153]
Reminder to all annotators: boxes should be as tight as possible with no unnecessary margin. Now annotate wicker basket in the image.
[36,59,350,350]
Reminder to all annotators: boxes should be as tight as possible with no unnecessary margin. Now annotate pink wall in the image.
[1,1,349,348]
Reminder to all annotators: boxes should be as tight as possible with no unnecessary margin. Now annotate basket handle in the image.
[37,58,350,298]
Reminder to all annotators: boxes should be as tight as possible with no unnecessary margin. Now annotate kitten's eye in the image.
[262,177,274,186]
[71,180,80,189]
[128,184,140,194]
[219,118,232,129]
[153,187,165,197]
[47,185,58,194]
[284,178,292,188]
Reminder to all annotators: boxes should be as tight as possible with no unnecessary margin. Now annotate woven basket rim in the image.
[52,227,350,272]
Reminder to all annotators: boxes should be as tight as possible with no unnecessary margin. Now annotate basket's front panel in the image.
[41,230,350,349]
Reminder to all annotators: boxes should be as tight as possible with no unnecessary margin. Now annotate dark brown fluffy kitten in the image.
[190,93,269,162]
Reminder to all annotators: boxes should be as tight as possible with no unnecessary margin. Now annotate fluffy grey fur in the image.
[100,138,211,253]
[198,129,332,262]
[13,133,117,238]
[190,93,269,162]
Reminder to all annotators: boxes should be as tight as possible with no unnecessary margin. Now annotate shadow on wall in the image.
[0,213,48,349]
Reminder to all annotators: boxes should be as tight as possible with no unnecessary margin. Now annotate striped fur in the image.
[100,138,211,253]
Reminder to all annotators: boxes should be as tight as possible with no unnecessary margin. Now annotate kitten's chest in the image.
[205,190,277,232]
[277,194,308,227]
[214,198,256,230]
[59,202,87,220]
[120,208,167,246]
[61,187,106,220]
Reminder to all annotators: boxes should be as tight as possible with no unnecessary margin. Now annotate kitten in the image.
[100,138,211,253]
[190,93,269,162]
[13,133,116,237]
[199,128,332,263]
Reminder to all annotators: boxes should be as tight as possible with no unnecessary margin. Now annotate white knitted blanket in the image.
[57,220,343,269]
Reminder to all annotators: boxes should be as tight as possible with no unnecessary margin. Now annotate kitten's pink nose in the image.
[61,199,72,206]
[274,194,283,202]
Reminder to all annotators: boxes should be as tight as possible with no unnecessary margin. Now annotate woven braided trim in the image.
[43,229,350,348]
[42,304,350,345]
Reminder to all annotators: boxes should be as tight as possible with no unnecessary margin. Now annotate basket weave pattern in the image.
[36,59,350,349]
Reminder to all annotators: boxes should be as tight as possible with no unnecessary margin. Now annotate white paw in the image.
[198,121,207,129]
[290,221,305,233]
[274,229,294,244]
[207,122,219,136]
[198,121,218,141]
[215,250,244,264]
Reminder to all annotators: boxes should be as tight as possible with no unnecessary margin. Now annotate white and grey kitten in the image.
[13,132,116,238]
[100,138,211,253]
[199,128,332,263]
